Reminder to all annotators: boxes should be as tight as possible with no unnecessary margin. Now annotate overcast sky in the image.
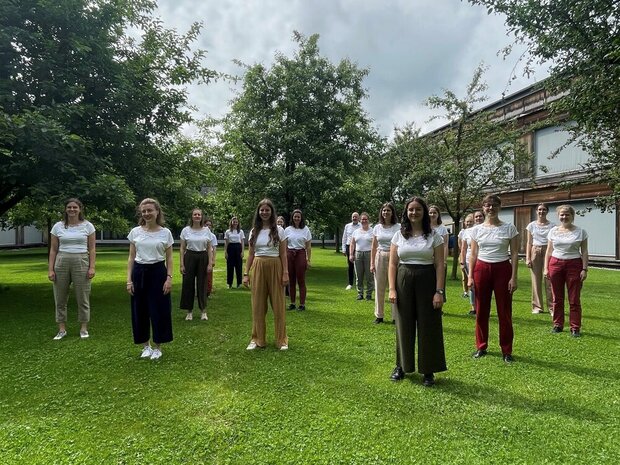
[154,0,548,137]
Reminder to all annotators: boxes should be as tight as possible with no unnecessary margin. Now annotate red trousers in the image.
[473,260,514,355]
[548,257,583,330]
[287,249,308,305]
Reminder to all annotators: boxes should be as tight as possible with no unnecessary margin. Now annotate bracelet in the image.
[244,273,249,276]
[126,282,133,285]
[582,268,588,271]
[167,274,173,278]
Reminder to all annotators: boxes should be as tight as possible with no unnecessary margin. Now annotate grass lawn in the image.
[0,247,618,464]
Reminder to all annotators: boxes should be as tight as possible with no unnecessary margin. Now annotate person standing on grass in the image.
[468,194,519,363]
[526,203,555,315]
[459,213,478,315]
[179,209,213,321]
[285,209,312,311]
[350,212,374,301]
[243,198,289,351]
[224,216,245,289]
[204,219,217,297]
[370,202,400,324]
[388,197,446,386]
[543,205,588,337]
[48,198,96,340]
[429,205,449,304]
[127,198,174,360]
[341,212,361,290]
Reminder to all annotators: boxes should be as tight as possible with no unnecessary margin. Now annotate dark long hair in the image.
[400,197,432,239]
[249,198,279,247]
[290,209,306,229]
[63,198,85,228]
[187,208,206,227]
[229,216,241,232]
[378,202,397,226]
[428,205,442,225]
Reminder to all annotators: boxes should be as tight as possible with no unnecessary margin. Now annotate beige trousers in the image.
[530,245,552,312]
[53,252,91,323]
[250,257,288,348]
[374,250,395,319]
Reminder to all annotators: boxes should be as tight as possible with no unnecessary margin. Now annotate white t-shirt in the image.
[351,227,374,252]
[471,223,519,263]
[526,221,555,246]
[224,229,245,244]
[51,221,95,253]
[285,225,312,250]
[373,223,401,251]
[208,230,218,250]
[548,226,588,260]
[250,226,286,257]
[391,230,444,265]
[459,228,473,263]
[433,224,449,238]
[180,226,212,252]
[341,222,361,251]
[128,226,174,264]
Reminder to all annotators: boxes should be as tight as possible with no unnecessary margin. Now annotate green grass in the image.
[0,247,618,464]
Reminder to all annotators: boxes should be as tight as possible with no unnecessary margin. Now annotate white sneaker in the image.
[200,312,208,321]
[280,345,289,351]
[140,345,153,358]
[150,348,162,360]
[53,330,67,340]
[185,313,193,321]
[246,342,258,350]
[345,285,352,290]
[80,330,89,339]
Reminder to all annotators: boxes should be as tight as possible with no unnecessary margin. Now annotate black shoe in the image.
[366,295,372,301]
[356,294,364,300]
[551,326,563,333]
[288,304,296,310]
[390,366,405,381]
[298,305,306,311]
[503,354,514,363]
[422,374,435,387]
[472,349,487,359]
[391,319,396,325]
[373,318,383,324]
[468,309,476,315]
[571,329,581,338]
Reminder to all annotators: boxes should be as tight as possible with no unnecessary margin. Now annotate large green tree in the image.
[391,66,533,278]
[469,0,620,208]
[0,0,216,228]
[213,32,382,240]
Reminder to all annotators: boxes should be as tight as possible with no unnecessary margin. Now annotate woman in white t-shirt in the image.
[459,211,484,315]
[48,198,96,340]
[243,199,289,350]
[543,205,589,337]
[468,194,519,363]
[224,216,245,289]
[179,209,213,321]
[370,202,399,323]
[350,212,374,300]
[429,205,449,303]
[525,203,555,314]
[388,197,446,386]
[284,209,312,311]
[127,198,174,360]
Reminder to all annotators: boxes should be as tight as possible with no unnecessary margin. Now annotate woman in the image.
[429,205,449,303]
[459,211,484,315]
[543,205,588,337]
[276,216,286,227]
[468,195,519,363]
[388,197,446,386]
[204,219,217,296]
[127,198,174,360]
[243,199,289,350]
[349,212,374,301]
[526,203,555,314]
[370,202,400,324]
[180,209,213,321]
[225,216,245,289]
[48,198,96,340]
[284,209,312,311]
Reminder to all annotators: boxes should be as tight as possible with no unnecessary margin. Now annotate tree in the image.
[468,0,620,209]
[0,0,216,226]
[212,32,382,241]
[393,65,532,278]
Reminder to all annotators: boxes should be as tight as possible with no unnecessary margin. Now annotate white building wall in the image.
[534,125,590,177]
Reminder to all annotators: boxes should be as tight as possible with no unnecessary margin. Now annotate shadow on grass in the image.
[516,354,620,382]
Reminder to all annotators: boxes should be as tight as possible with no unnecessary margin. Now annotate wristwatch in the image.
[435,289,445,295]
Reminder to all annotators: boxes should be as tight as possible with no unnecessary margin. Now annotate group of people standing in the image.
[47,194,589,381]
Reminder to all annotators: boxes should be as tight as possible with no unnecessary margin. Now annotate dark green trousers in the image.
[395,264,447,374]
